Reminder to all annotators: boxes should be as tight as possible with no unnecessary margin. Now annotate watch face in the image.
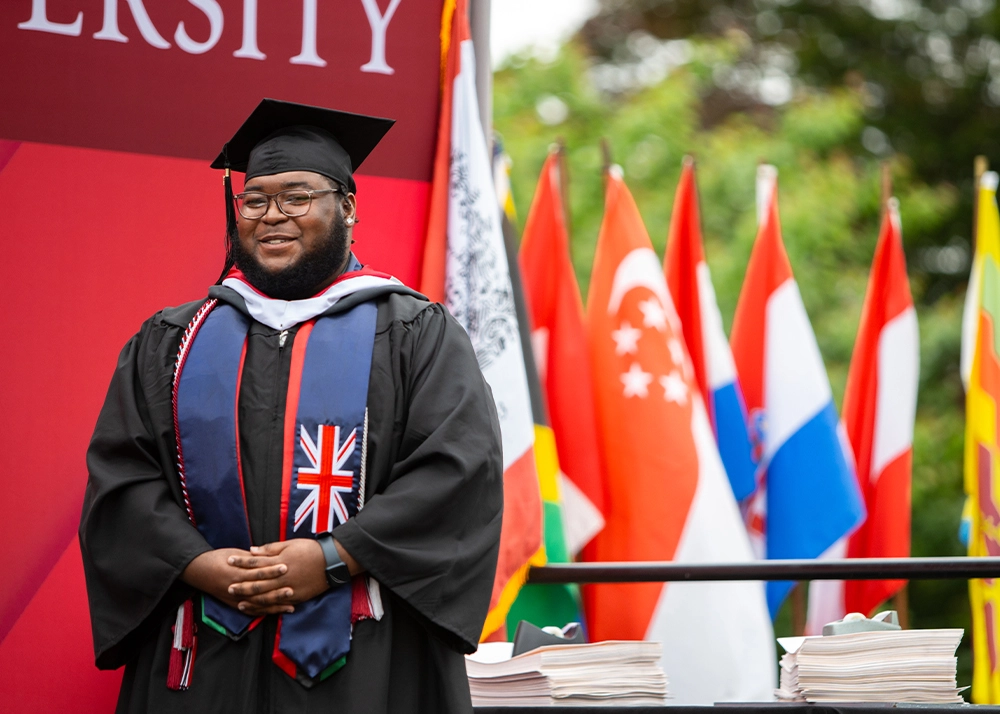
[327,564,350,586]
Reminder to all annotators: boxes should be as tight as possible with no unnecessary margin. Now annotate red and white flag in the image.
[586,168,774,703]
[420,0,544,638]
[664,159,757,504]
[807,201,918,631]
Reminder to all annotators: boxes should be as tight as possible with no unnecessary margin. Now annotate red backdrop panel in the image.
[0,142,221,643]
[0,539,123,713]
[0,0,442,703]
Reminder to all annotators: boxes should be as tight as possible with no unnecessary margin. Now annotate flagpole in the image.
[791,580,806,636]
[880,160,892,219]
[974,156,989,252]
[555,139,572,236]
[469,0,492,151]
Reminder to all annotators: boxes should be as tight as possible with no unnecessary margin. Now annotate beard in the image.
[232,216,350,301]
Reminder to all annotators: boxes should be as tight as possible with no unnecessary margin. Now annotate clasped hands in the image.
[181,539,353,618]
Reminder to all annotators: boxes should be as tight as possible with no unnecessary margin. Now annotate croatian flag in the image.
[665,158,756,502]
[730,165,866,616]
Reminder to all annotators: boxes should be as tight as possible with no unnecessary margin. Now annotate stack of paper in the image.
[776,629,965,703]
[466,641,668,707]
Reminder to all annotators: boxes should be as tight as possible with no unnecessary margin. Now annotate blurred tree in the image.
[494,38,971,689]
[576,0,999,300]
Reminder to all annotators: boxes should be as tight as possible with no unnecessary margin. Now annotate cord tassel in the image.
[167,599,197,690]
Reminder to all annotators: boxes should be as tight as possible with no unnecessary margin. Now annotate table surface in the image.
[474,704,996,713]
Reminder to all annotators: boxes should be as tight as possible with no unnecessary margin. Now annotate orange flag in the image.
[519,152,606,556]
[585,167,700,639]
[418,0,462,302]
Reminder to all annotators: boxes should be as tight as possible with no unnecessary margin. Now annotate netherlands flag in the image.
[665,158,756,502]
[730,165,866,616]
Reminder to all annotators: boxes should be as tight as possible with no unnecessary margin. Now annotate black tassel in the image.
[215,147,238,285]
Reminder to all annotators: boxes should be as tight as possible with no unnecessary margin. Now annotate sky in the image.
[490,0,599,67]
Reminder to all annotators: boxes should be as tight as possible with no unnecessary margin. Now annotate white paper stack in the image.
[776,629,965,703]
[466,641,668,707]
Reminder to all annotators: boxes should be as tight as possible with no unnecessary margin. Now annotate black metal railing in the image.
[526,557,1000,584]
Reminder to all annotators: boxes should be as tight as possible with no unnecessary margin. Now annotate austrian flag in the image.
[295,424,357,534]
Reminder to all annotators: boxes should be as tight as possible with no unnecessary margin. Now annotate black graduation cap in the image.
[211,98,395,283]
[212,98,395,193]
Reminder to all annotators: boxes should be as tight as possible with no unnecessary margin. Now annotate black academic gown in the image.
[79,286,504,714]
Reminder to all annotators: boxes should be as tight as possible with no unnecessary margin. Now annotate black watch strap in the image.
[316,532,351,587]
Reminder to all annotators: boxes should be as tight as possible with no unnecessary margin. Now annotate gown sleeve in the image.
[333,303,504,655]
[79,318,213,669]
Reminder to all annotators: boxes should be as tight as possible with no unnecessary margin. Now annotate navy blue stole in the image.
[173,299,376,684]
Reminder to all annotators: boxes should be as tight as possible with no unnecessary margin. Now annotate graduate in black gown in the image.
[79,99,504,714]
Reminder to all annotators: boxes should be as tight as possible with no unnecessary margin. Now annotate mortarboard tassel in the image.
[216,146,238,284]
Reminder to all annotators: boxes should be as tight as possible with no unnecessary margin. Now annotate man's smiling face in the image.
[233,170,356,300]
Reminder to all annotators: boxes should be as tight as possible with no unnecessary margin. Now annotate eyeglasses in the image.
[234,188,341,219]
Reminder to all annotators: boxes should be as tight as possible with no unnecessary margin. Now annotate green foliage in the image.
[578,0,1000,298]
[495,38,972,689]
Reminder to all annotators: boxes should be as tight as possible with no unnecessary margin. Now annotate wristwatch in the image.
[316,532,351,588]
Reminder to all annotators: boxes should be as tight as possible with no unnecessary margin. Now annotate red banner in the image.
[1,0,438,178]
[0,2,442,709]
